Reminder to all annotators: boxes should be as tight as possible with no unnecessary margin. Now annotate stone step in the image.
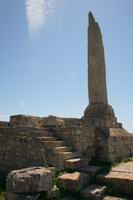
[58,151,80,161]
[81,184,107,200]
[57,172,90,191]
[103,196,126,200]
[57,152,81,168]
[32,131,49,137]
[31,130,49,133]
[97,161,133,197]
[79,166,101,182]
[54,146,72,154]
[97,170,133,197]
[65,158,88,170]
[42,140,65,148]
[35,136,55,141]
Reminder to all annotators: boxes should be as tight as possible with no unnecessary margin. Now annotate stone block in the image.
[81,185,106,200]
[79,166,101,182]
[57,172,89,191]
[65,158,88,170]
[5,192,40,200]
[97,162,133,197]
[103,197,125,200]
[6,167,52,193]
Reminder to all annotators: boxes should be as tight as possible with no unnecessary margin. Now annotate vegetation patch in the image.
[0,188,5,200]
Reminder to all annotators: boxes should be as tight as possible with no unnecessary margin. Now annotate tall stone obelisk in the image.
[84,12,119,128]
[88,12,108,104]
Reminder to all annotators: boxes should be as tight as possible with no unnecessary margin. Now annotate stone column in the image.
[83,12,119,129]
[88,12,108,104]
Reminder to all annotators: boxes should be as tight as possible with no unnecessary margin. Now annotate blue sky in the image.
[0,0,133,132]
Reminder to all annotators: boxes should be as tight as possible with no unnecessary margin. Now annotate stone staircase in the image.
[19,128,133,199]
[33,130,83,168]
[12,127,85,169]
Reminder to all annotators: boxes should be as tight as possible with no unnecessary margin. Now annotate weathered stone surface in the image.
[0,127,52,171]
[81,184,106,200]
[108,129,133,162]
[48,167,56,176]
[43,115,65,127]
[95,128,133,162]
[84,103,118,128]
[0,126,87,171]
[88,12,108,104]
[0,121,9,128]
[57,172,89,191]
[65,158,82,170]
[97,161,133,197]
[9,114,81,128]
[83,12,119,130]
[6,167,52,193]
[79,166,101,182]
[93,127,133,163]
[10,115,43,128]
[103,197,125,200]
[56,126,95,162]
[5,192,40,200]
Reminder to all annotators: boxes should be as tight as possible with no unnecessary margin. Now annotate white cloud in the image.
[19,100,26,109]
[25,0,57,35]
[0,114,9,122]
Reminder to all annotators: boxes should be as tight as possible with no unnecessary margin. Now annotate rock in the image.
[57,172,89,191]
[5,192,40,200]
[47,185,60,199]
[6,167,52,193]
[81,184,106,200]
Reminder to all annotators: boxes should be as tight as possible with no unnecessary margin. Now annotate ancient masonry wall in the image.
[0,121,9,128]
[108,129,133,162]
[95,128,133,162]
[0,115,133,173]
[0,126,95,173]
[10,115,44,128]
[55,126,95,160]
[0,115,96,174]
[0,128,49,173]
[9,115,80,128]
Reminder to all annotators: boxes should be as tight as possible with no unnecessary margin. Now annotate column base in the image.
[83,103,122,128]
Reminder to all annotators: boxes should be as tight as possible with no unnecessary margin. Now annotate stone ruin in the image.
[0,12,133,171]
[0,13,133,198]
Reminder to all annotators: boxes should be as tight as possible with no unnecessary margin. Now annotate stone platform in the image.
[97,161,133,197]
